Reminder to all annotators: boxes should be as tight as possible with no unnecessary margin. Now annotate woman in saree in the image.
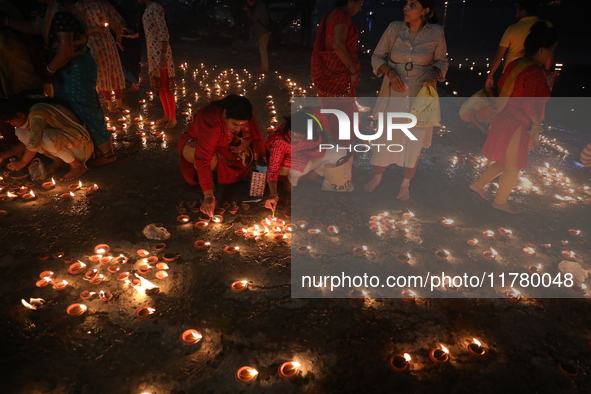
[2,0,115,165]
[0,96,94,181]
[470,22,558,214]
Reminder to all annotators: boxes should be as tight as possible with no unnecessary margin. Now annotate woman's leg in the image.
[114,90,130,111]
[470,162,505,200]
[157,68,171,124]
[492,129,522,213]
[102,91,117,112]
[165,90,177,128]
[364,166,386,192]
[397,156,420,201]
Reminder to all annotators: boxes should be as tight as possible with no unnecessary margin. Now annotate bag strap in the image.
[335,151,353,167]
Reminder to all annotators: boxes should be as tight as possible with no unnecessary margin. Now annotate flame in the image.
[291,361,301,368]
[30,190,36,197]
[443,249,450,255]
[78,180,82,188]
[407,211,414,217]
[69,191,75,197]
[510,287,522,296]
[190,331,202,340]
[247,368,258,377]
[473,338,482,347]
[471,238,479,244]
[235,246,240,250]
[22,299,37,310]
[62,281,69,286]
[7,191,17,198]
[490,248,498,256]
[362,245,368,251]
[403,353,411,361]
[132,274,160,295]
[147,308,156,313]
[441,345,449,354]
[99,290,106,297]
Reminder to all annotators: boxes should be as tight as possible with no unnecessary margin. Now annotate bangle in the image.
[46,66,56,74]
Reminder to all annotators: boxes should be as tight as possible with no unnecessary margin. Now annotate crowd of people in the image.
[0,0,563,215]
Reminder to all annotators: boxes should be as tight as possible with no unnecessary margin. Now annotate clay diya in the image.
[467,238,479,246]
[117,272,130,281]
[482,248,498,260]
[39,271,54,279]
[66,303,87,316]
[38,253,49,261]
[177,215,190,223]
[194,221,209,230]
[136,306,155,319]
[353,246,367,257]
[155,243,166,251]
[482,230,495,239]
[42,179,56,190]
[53,252,65,259]
[181,329,202,345]
[68,181,82,191]
[388,354,411,372]
[94,244,110,254]
[297,245,311,255]
[327,225,340,235]
[156,262,169,270]
[194,240,211,250]
[36,277,52,287]
[498,228,513,236]
[435,249,450,260]
[224,246,239,255]
[99,256,113,265]
[522,244,536,257]
[98,291,113,301]
[402,212,414,221]
[0,210,7,219]
[569,284,587,296]
[137,263,152,275]
[63,256,74,264]
[429,345,450,363]
[278,361,301,379]
[558,363,579,377]
[236,366,258,383]
[147,256,159,264]
[137,249,150,257]
[52,280,68,290]
[295,220,308,229]
[441,218,455,227]
[273,234,287,243]
[467,339,486,356]
[231,280,248,293]
[400,289,418,302]
[67,261,86,274]
[155,271,168,279]
[505,288,522,302]
[561,250,575,260]
[396,253,411,264]
[568,229,581,236]
[88,274,104,285]
[80,290,95,300]
[162,252,179,262]
[107,265,120,273]
[22,191,36,201]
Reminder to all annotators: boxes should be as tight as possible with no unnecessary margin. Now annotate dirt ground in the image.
[1,38,591,394]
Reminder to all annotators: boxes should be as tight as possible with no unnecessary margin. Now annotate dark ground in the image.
[2,6,591,393]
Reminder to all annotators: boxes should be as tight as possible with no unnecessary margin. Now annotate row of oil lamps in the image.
[0,178,99,203]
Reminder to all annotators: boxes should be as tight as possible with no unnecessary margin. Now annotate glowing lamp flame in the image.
[510,287,522,296]
[490,248,498,256]
[62,280,69,286]
[78,180,82,188]
[30,190,36,197]
[362,245,368,251]
[22,299,37,310]
[441,345,449,354]
[96,248,106,254]
[190,331,202,340]
[247,369,258,377]
[404,353,411,362]
[69,191,75,197]
[291,362,301,368]
[51,178,56,185]
[473,338,482,347]
[7,191,17,198]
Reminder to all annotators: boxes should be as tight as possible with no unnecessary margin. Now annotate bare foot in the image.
[364,174,382,192]
[469,183,489,200]
[155,117,170,125]
[46,160,65,175]
[165,118,177,128]
[492,202,521,214]
[60,165,87,181]
[397,185,410,201]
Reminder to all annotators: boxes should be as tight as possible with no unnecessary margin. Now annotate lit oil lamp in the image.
[400,289,418,301]
[395,228,409,237]
[443,279,460,293]
[561,250,575,260]
[147,256,159,264]
[156,262,169,270]
[541,243,551,249]
[561,240,569,246]
[100,256,113,265]
[241,203,250,211]
[402,211,414,221]
[522,244,536,257]
[68,180,82,191]
[396,253,411,264]
[94,244,110,254]
[136,306,155,319]
[163,252,179,262]
[155,271,168,279]
[353,246,368,257]
[59,191,75,200]
[297,245,311,255]
[107,265,120,273]
[236,366,258,383]
[181,329,202,345]
[231,280,248,293]
[307,229,321,235]
[435,249,450,260]
[482,248,498,260]
[138,262,152,274]
[42,178,56,190]
[53,251,65,259]
[482,230,495,239]
[39,270,54,279]
[84,269,99,280]
[66,303,87,316]
[394,220,406,229]
[224,246,239,255]
[467,238,479,246]
[558,362,579,377]
[389,353,411,372]
[137,249,150,257]
[429,345,450,363]
[296,220,308,229]
[568,229,581,236]
[327,225,340,235]
[67,261,86,274]
[505,287,522,302]
[177,215,190,223]
[194,221,209,230]
[36,277,52,287]
[52,280,68,290]
[528,264,543,274]
[467,338,486,356]
[211,215,223,223]
[441,218,455,227]
[278,361,300,379]
[89,254,101,263]
[98,290,113,301]
[569,283,587,296]
[15,186,28,195]
[273,234,287,243]
[22,190,36,201]
[498,228,513,236]
[80,290,95,300]
[89,274,104,285]
[63,255,74,264]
